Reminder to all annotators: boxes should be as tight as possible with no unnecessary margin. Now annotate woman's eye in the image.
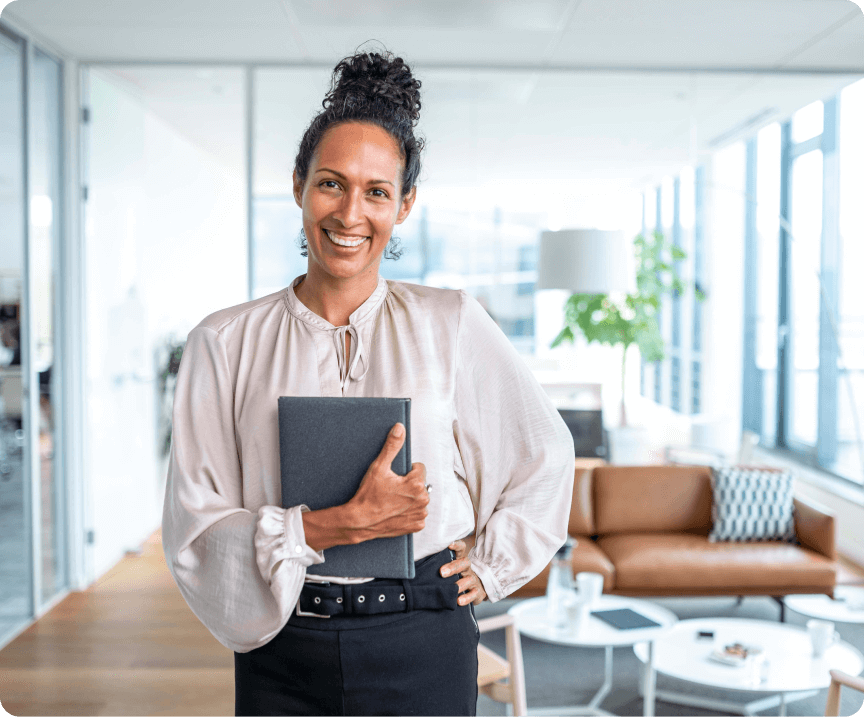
[321,180,340,189]
[370,188,388,198]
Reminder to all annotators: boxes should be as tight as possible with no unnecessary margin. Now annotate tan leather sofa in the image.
[512,463,838,599]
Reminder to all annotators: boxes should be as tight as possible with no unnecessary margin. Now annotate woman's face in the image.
[293,122,416,284]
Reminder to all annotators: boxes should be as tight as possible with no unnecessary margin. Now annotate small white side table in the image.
[784,586,864,623]
[508,595,677,717]
[633,617,864,716]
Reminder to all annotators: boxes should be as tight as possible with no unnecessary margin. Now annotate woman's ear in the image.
[395,186,417,225]
[293,171,303,208]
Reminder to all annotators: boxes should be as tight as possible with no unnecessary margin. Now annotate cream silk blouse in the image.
[161,274,576,653]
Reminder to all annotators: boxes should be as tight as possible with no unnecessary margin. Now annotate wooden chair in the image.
[824,669,864,716]
[476,613,528,716]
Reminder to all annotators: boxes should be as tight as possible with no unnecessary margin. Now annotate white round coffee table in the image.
[632,617,864,716]
[508,595,678,716]
[784,586,864,623]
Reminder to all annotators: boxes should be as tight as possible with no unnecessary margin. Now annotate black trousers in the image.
[234,548,480,716]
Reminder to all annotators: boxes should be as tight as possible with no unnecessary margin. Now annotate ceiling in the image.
[3,0,864,211]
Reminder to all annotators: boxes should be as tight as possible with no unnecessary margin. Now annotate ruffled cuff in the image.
[254,504,325,585]
[468,552,505,603]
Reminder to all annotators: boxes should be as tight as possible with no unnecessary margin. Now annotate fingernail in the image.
[392,423,404,437]
[441,569,450,577]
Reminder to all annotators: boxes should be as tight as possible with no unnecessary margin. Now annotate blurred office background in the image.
[0,0,863,652]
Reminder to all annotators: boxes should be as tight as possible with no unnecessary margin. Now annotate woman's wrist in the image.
[301,503,366,552]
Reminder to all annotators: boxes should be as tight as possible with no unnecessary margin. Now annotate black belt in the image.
[296,581,457,618]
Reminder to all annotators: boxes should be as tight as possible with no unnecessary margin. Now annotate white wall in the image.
[84,68,247,581]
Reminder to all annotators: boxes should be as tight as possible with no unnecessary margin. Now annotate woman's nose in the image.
[334,189,363,227]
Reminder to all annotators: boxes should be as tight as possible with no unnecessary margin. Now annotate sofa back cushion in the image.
[593,465,713,535]
[569,467,595,536]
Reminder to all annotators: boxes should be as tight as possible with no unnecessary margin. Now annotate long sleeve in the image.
[453,292,576,602]
[161,325,323,653]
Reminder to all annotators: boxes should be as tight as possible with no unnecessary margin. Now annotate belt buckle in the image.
[295,602,331,618]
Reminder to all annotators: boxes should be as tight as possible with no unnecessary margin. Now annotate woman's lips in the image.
[324,228,369,247]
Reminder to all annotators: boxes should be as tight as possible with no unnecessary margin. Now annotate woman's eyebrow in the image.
[315,167,394,187]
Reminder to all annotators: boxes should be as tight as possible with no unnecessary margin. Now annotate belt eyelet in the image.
[378,594,385,602]
[313,597,321,604]
[358,595,365,603]
[336,597,343,604]
[400,593,405,601]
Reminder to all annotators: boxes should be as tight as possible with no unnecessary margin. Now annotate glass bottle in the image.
[546,536,577,627]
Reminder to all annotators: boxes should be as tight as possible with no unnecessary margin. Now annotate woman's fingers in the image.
[448,539,467,557]
[457,586,479,606]
[439,556,472,578]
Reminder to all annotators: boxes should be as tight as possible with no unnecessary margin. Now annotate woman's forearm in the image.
[301,504,366,552]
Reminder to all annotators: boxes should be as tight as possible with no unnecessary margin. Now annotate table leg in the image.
[642,642,656,717]
[779,693,787,717]
[586,646,613,710]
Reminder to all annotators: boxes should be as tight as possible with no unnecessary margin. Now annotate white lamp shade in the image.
[536,229,636,294]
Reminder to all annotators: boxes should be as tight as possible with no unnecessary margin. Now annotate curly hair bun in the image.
[323,51,421,125]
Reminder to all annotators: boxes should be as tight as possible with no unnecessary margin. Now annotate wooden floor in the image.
[1,528,864,717]
[0,527,235,717]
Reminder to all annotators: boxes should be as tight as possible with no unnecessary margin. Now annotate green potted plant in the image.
[551,229,705,428]
[156,338,186,459]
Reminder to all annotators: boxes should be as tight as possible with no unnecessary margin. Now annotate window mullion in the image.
[777,121,792,449]
[817,96,841,467]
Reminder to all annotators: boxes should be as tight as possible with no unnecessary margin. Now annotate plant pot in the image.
[607,425,653,465]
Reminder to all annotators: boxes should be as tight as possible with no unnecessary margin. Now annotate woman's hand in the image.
[440,538,487,606]
[302,423,428,552]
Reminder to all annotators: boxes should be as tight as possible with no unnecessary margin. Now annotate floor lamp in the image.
[536,228,637,428]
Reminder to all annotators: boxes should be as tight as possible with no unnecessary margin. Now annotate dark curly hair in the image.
[294,47,424,259]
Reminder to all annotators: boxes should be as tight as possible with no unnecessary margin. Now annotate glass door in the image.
[0,27,33,638]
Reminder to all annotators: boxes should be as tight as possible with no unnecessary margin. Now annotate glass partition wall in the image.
[0,24,66,646]
[0,27,31,642]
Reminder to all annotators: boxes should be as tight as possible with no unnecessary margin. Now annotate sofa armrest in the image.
[794,495,836,561]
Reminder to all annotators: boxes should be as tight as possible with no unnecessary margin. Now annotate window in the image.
[691,165,705,414]
[837,79,864,482]
[742,88,863,486]
[787,148,823,448]
[639,168,702,415]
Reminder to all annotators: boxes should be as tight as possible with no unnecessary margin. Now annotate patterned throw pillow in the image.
[708,465,797,543]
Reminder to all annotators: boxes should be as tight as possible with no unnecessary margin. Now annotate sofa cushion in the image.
[709,465,796,543]
[593,465,712,535]
[510,536,615,598]
[598,532,836,591]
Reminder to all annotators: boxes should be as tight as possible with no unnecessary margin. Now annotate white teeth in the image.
[325,229,368,247]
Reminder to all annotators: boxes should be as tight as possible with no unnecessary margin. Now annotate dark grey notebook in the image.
[278,396,415,579]
[590,608,661,630]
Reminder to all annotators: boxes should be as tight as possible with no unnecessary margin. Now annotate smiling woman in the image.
[292,122,416,324]
[161,47,576,717]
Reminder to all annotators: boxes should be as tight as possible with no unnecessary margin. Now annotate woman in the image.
[162,49,575,716]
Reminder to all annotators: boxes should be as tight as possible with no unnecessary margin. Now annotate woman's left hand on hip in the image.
[440,539,487,606]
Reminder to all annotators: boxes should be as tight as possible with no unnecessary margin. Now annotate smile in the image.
[324,229,369,247]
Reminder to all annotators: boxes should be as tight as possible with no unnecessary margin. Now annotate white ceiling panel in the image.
[783,8,864,67]
[284,27,556,64]
[3,0,287,29]
[7,24,305,61]
[289,0,572,31]
[552,0,860,68]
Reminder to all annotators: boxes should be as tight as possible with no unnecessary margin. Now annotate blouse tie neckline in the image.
[333,324,369,390]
